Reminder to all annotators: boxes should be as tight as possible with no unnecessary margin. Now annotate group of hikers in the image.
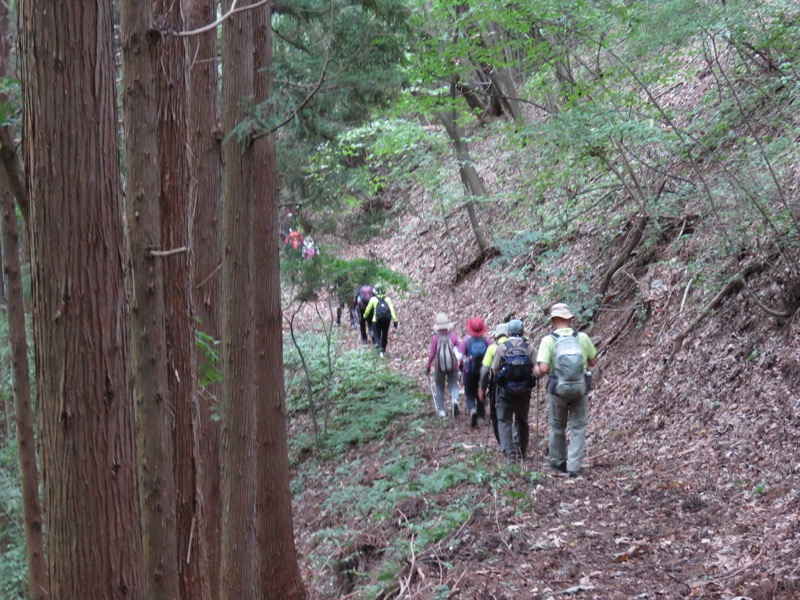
[425,303,597,476]
[342,283,399,357]
[338,286,597,476]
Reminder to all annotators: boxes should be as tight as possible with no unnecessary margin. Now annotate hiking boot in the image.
[379,351,385,358]
[548,462,567,474]
[470,409,478,428]
[438,410,447,418]
[568,469,582,478]
[452,402,459,418]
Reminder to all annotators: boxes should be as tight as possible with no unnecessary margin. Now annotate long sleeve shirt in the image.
[426,331,460,372]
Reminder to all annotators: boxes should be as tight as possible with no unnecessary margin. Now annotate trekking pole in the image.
[535,376,541,442]
[426,372,437,415]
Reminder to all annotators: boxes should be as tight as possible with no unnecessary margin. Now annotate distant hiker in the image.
[458,317,492,428]
[302,235,319,259]
[362,284,398,357]
[353,284,374,343]
[534,303,597,478]
[334,278,355,328]
[425,313,461,418]
[284,228,304,252]
[478,322,508,447]
[491,319,536,465]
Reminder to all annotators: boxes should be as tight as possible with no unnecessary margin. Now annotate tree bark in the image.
[20,0,145,596]
[219,1,257,597]
[0,5,47,595]
[120,1,181,597]
[150,1,212,597]
[0,171,47,600]
[253,3,307,598]
[184,0,223,594]
[437,108,490,254]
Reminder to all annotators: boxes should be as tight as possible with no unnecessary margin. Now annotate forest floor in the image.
[290,208,800,599]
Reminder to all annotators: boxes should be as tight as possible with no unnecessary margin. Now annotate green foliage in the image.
[194,326,222,388]
[0,440,26,599]
[284,333,416,458]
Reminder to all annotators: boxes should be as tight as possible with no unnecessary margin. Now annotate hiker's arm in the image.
[588,357,597,369]
[363,299,373,320]
[477,365,490,399]
[425,337,436,373]
[534,363,550,378]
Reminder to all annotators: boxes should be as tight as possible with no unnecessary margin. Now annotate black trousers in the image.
[372,319,391,352]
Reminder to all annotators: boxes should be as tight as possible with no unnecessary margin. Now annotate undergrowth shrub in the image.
[0,439,26,599]
[285,334,419,459]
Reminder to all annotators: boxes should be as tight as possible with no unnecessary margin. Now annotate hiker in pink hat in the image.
[458,317,493,428]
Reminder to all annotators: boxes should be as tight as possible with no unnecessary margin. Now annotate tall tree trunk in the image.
[121,0,180,595]
[219,1,257,597]
[184,0,223,593]
[20,0,145,596]
[253,4,307,598]
[152,1,212,596]
[437,108,491,254]
[0,181,47,600]
[0,7,46,595]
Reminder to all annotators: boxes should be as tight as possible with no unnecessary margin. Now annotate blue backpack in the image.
[465,337,488,374]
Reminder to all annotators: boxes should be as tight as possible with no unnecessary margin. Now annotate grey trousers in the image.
[547,392,589,473]
[434,369,459,412]
[496,388,530,464]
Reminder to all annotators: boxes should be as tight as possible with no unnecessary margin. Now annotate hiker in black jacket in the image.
[491,319,536,465]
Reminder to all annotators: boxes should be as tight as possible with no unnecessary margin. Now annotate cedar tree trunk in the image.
[120,0,181,596]
[19,0,145,596]
[253,3,307,598]
[219,1,257,597]
[183,0,223,593]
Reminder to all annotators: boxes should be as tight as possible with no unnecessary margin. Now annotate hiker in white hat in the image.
[425,313,461,418]
[533,303,597,478]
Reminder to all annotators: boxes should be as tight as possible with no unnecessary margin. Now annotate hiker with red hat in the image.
[458,317,493,428]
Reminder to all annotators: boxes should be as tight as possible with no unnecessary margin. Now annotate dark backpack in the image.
[356,285,373,310]
[465,337,488,375]
[498,339,533,394]
[374,297,391,323]
[551,331,586,400]
[436,334,457,372]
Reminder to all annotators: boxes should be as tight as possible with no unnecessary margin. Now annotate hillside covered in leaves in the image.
[280,1,800,598]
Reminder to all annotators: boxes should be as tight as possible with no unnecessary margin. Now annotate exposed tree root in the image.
[668,260,765,362]
[598,215,648,299]
[453,246,501,285]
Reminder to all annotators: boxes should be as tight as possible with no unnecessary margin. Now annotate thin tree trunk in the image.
[437,108,490,254]
[253,3,307,598]
[219,0,257,596]
[184,0,223,593]
[1,12,45,592]
[120,0,180,597]
[0,179,47,600]
[20,0,145,596]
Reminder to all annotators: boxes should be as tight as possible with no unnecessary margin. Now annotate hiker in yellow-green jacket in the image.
[534,303,597,478]
[478,322,508,447]
[362,284,398,357]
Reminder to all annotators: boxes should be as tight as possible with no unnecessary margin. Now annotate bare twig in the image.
[150,246,189,257]
[176,0,271,37]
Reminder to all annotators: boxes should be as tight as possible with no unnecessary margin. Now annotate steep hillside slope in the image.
[291,54,800,600]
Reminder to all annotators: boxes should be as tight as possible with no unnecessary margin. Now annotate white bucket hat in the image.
[550,303,574,319]
[433,313,455,332]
